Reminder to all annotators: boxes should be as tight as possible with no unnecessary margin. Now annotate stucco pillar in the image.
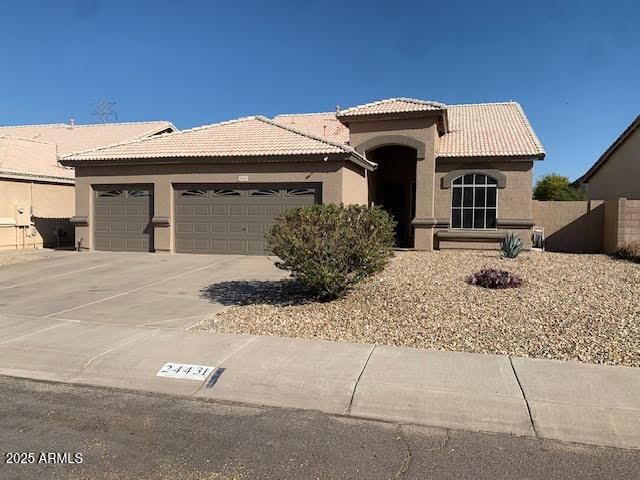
[70,178,91,250]
[412,125,437,250]
[152,180,172,253]
[413,155,435,250]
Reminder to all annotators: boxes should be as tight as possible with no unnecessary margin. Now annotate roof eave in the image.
[437,152,545,161]
[337,109,446,125]
[0,172,75,184]
[60,152,376,170]
[577,115,640,183]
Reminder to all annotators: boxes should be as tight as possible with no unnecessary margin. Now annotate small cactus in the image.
[500,232,523,259]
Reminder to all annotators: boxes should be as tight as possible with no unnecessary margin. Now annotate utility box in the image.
[15,205,30,227]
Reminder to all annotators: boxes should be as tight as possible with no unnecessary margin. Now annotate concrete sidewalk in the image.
[0,313,638,450]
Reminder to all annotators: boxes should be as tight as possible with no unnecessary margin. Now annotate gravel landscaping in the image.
[0,252,51,267]
[196,250,640,367]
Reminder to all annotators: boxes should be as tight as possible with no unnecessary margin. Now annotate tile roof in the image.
[337,97,446,118]
[0,136,74,182]
[438,102,545,158]
[61,116,374,169]
[273,101,544,159]
[273,112,349,144]
[0,121,174,156]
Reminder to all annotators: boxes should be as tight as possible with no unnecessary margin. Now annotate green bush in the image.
[266,204,396,300]
[533,173,585,201]
[614,241,640,263]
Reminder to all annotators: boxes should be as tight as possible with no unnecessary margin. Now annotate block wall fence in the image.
[532,198,640,253]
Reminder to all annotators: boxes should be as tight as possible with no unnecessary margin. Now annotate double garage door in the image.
[174,183,320,254]
[93,183,320,254]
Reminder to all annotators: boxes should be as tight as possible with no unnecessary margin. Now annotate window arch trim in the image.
[354,135,426,160]
[441,169,506,189]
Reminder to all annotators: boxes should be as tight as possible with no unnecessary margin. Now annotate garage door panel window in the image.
[97,190,123,198]
[250,189,280,196]
[451,174,498,229]
[180,189,208,197]
[286,188,315,196]
[212,189,241,196]
[128,190,150,198]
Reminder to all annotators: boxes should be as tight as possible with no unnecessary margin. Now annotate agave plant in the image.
[500,232,523,259]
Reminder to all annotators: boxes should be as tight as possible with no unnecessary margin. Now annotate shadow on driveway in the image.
[199,280,316,307]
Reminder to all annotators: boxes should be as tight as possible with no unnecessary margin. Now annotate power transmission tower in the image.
[91,101,118,123]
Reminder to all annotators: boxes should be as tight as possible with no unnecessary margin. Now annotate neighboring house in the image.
[575,114,640,200]
[0,121,175,250]
[60,98,545,254]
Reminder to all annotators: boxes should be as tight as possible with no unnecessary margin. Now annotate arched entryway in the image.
[367,145,417,247]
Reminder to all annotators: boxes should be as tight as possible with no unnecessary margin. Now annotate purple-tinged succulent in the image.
[466,268,523,289]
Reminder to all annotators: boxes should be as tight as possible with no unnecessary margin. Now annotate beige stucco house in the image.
[60,98,545,254]
[0,121,174,250]
[576,114,640,200]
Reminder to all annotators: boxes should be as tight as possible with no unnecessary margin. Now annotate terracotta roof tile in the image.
[0,120,173,182]
[280,101,544,159]
[0,136,74,182]
[439,102,544,158]
[337,97,446,118]
[61,116,374,169]
[273,112,349,144]
[0,121,174,156]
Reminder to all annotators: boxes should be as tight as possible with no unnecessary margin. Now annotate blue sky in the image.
[1,0,638,181]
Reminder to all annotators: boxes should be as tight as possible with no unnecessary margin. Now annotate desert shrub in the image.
[614,241,640,263]
[267,204,396,300]
[466,268,523,289]
[500,232,523,259]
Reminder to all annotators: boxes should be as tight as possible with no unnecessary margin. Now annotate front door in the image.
[381,181,414,247]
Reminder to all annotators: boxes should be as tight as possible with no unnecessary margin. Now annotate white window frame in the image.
[451,174,498,229]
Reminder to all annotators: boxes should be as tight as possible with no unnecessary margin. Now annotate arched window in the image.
[451,174,497,229]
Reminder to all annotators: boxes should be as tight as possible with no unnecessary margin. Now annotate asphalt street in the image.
[0,376,638,480]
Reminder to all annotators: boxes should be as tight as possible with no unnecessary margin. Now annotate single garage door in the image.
[94,186,153,252]
[174,183,321,254]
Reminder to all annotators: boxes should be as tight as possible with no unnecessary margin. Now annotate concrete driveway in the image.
[0,251,286,329]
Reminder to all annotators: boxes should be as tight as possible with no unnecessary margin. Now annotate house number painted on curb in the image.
[156,362,214,381]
